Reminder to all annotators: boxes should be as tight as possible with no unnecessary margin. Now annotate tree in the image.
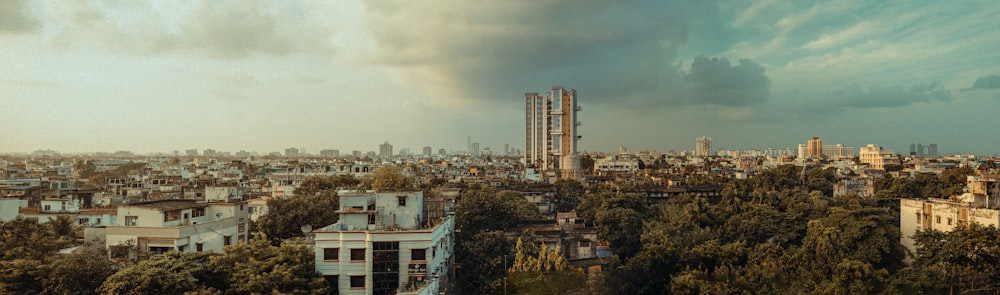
[0,217,72,261]
[789,207,904,293]
[455,231,511,295]
[552,179,584,213]
[454,187,540,235]
[254,191,339,245]
[45,215,79,241]
[597,207,643,259]
[98,251,222,295]
[896,223,1000,294]
[370,166,414,192]
[209,237,328,294]
[508,238,586,294]
[39,247,119,295]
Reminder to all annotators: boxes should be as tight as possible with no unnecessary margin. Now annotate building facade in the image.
[900,176,1000,259]
[695,137,712,157]
[859,144,899,170]
[380,142,394,159]
[807,137,823,158]
[524,86,582,180]
[314,191,454,295]
[104,199,249,257]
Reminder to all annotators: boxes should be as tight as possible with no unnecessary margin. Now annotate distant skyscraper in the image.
[423,146,432,157]
[379,142,393,158]
[320,149,340,158]
[186,149,199,157]
[807,137,823,157]
[352,150,362,158]
[909,144,917,156]
[470,143,480,157]
[524,86,581,179]
[928,144,938,157]
[917,144,925,157]
[695,137,712,157]
[284,147,299,158]
[438,149,447,156]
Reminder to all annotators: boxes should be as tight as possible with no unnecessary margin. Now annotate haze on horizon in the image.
[3,1,1000,155]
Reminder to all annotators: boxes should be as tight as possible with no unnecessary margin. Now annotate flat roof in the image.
[123,199,204,211]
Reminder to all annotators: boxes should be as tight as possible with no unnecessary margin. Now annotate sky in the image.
[3,0,1000,155]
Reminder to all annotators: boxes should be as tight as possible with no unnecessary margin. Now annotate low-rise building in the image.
[314,191,454,295]
[104,199,249,258]
[900,176,1000,260]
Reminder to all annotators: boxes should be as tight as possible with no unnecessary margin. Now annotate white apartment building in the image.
[695,137,712,157]
[593,156,640,175]
[900,176,1000,258]
[104,199,249,257]
[859,144,899,170]
[314,191,454,295]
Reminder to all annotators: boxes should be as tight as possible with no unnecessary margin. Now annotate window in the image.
[351,249,365,261]
[349,276,365,289]
[125,216,138,226]
[192,207,205,218]
[224,235,232,246]
[915,213,921,221]
[579,240,592,247]
[398,196,407,206]
[324,248,339,261]
[936,216,941,224]
[96,218,101,224]
[196,243,203,252]
[948,218,953,225]
[412,248,426,261]
[44,205,51,211]
[178,245,187,252]
[78,218,89,225]
[324,275,339,294]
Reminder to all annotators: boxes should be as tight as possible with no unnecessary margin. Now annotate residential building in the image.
[314,191,454,295]
[859,144,899,170]
[695,137,712,157]
[104,199,249,257]
[321,149,341,158]
[593,156,640,175]
[286,147,300,158]
[422,146,432,158]
[900,176,1000,259]
[380,142,394,159]
[822,144,855,160]
[807,137,823,158]
[524,86,582,180]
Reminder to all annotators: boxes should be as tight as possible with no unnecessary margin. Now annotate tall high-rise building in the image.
[284,147,299,158]
[524,86,581,179]
[928,144,938,157]
[807,137,823,157]
[379,142,393,158]
[695,137,712,157]
[470,143,480,157]
[422,146,432,157]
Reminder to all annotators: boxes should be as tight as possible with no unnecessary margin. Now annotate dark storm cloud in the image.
[965,74,1000,91]
[0,0,40,34]
[363,0,756,107]
[679,56,771,106]
[827,81,950,109]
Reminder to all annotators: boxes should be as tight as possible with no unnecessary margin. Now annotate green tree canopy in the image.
[209,237,328,294]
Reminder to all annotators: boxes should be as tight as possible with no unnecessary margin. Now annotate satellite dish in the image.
[300,224,312,233]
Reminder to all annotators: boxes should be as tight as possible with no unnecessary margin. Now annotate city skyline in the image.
[4,1,1000,155]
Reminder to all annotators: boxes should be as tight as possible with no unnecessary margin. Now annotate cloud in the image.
[176,1,336,58]
[826,81,950,109]
[679,56,771,106]
[361,0,720,107]
[0,0,40,34]
[44,1,337,58]
[965,74,1000,91]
